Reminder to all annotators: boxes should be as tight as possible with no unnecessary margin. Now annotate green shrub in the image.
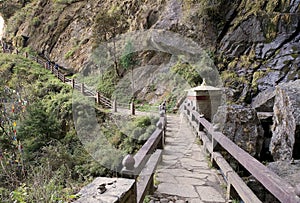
[134,116,152,128]
[31,16,41,27]
[171,61,203,87]
[97,69,118,97]
[64,45,79,59]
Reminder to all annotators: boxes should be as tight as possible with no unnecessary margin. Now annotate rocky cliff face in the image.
[216,0,300,104]
[1,0,300,160]
[2,0,299,102]
[2,0,167,70]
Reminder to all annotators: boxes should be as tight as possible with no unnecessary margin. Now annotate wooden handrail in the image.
[0,42,113,109]
[183,103,300,203]
[121,112,166,203]
[136,150,162,203]
[134,125,163,174]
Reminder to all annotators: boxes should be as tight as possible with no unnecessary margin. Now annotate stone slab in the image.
[196,186,225,202]
[75,177,135,203]
[158,169,209,179]
[189,199,204,203]
[157,174,178,184]
[157,183,198,197]
[175,177,206,186]
[180,158,208,168]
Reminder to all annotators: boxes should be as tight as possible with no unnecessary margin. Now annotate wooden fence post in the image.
[81,83,84,94]
[112,100,117,112]
[130,102,135,115]
[24,52,28,58]
[226,182,232,201]
[62,75,65,83]
[156,116,165,150]
[96,92,100,104]
[72,79,75,89]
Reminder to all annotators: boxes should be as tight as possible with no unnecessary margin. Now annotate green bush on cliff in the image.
[171,61,203,87]
[97,69,118,97]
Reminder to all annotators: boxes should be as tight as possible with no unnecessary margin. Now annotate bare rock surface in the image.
[251,87,275,112]
[213,105,264,158]
[267,160,300,188]
[271,80,300,161]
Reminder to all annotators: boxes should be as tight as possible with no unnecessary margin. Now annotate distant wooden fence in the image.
[35,56,113,109]
[1,42,163,114]
[1,43,114,109]
[121,110,167,203]
[182,101,300,203]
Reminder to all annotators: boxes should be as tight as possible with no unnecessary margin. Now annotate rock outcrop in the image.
[74,177,135,203]
[251,87,275,112]
[217,0,300,104]
[213,105,264,158]
[267,160,300,188]
[247,160,300,203]
[1,1,300,105]
[270,80,300,161]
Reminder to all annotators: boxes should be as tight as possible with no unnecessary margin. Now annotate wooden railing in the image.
[121,110,167,203]
[1,43,113,109]
[182,101,300,203]
[34,56,113,109]
[1,42,160,114]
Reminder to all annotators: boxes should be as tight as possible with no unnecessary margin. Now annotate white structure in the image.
[186,80,222,121]
[0,15,4,40]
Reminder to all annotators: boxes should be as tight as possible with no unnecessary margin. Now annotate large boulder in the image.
[270,80,300,161]
[251,87,275,112]
[213,105,264,158]
[247,160,300,203]
[267,160,300,188]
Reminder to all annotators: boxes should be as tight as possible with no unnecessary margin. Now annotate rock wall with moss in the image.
[216,0,300,104]
[1,0,299,104]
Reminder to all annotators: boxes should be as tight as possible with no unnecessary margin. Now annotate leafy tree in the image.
[18,102,62,160]
[120,40,136,99]
[93,7,129,77]
[120,41,135,70]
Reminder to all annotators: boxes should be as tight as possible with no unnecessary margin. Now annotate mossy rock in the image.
[251,70,269,94]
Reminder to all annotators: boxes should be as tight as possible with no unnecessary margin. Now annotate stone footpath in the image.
[149,114,226,203]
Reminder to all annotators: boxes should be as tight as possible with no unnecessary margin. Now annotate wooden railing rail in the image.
[182,101,300,203]
[1,43,113,109]
[121,111,167,203]
[117,102,130,109]
[1,43,162,114]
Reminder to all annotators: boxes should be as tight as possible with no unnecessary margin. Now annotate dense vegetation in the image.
[0,52,158,202]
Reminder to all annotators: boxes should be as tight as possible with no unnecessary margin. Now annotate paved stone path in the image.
[150,114,226,203]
